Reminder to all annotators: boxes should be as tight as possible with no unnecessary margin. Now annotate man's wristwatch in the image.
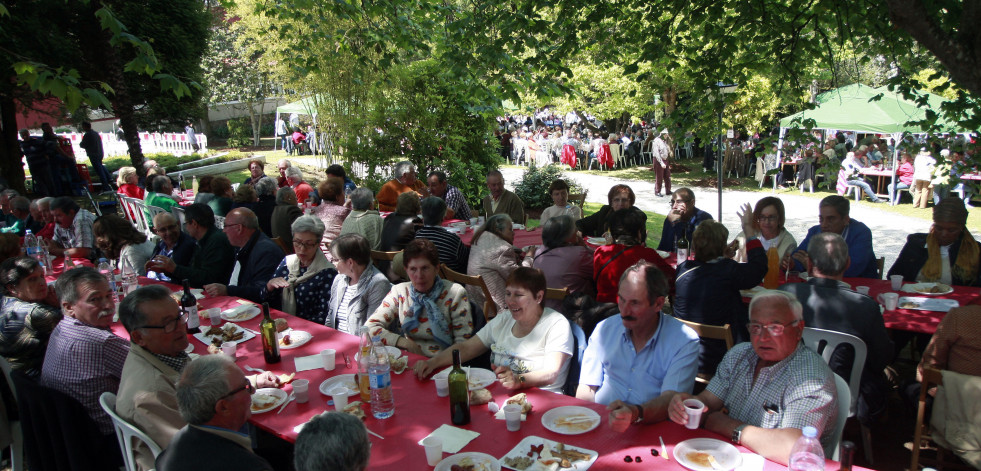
[633,404,644,424]
[731,424,748,445]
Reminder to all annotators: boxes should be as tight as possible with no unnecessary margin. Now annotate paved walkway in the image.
[501,167,931,271]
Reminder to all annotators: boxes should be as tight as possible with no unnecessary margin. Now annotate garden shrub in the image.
[513,164,584,210]
[226,118,252,147]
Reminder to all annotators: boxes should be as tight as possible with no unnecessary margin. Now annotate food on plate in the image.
[549,443,591,464]
[686,451,714,468]
[506,393,532,414]
[918,283,952,294]
[208,324,246,347]
[207,344,221,355]
[251,394,278,411]
[501,455,534,470]
[470,388,492,405]
[449,456,493,471]
[390,356,408,374]
[204,325,223,337]
[900,301,920,309]
[343,401,365,420]
[278,373,295,384]
[279,334,292,346]
[554,414,597,432]
[275,318,289,332]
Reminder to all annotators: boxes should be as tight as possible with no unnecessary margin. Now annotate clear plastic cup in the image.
[321,349,336,371]
[890,274,903,291]
[503,403,522,431]
[434,377,449,397]
[293,379,310,403]
[221,342,236,359]
[683,398,705,429]
[422,437,443,466]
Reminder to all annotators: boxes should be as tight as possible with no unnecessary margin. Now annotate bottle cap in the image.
[802,426,818,438]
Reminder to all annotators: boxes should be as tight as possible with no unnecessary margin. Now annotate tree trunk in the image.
[0,96,27,194]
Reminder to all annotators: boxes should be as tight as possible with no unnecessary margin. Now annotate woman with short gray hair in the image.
[271,187,303,242]
[339,187,383,249]
[532,215,594,310]
[467,213,532,312]
[294,413,370,471]
[264,215,337,323]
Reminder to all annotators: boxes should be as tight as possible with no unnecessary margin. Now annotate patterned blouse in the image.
[263,258,338,325]
[0,297,63,377]
[365,280,474,357]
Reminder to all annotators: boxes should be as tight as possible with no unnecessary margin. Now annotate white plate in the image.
[540,406,601,435]
[354,346,402,362]
[512,224,525,230]
[251,388,287,414]
[500,435,597,470]
[184,343,194,354]
[193,323,256,345]
[585,237,607,246]
[898,296,960,312]
[221,304,261,322]
[907,282,954,296]
[672,438,741,471]
[436,452,501,471]
[432,367,496,391]
[277,330,312,349]
[319,374,360,397]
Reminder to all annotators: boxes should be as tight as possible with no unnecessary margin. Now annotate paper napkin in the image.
[417,424,480,453]
[294,354,322,372]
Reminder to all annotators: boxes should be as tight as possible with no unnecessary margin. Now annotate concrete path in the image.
[500,167,931,271]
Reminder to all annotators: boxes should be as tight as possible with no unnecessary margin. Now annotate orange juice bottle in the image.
[357,327,372,402]
[763,247,780,289]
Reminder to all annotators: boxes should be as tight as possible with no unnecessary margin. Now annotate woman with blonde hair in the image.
[116,166,144,199]
[889,197,980,286]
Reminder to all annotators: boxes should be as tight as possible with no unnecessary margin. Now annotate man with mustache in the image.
[576,260,699,432]
[41,266,129,439]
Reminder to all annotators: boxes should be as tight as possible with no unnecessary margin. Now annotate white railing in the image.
[59,132,209,159]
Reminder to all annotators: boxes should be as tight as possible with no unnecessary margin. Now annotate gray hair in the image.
[55,266,107,305]
[255,177,277,197]
[472,213,512,245]
[291,215,326,239]
[50,196,80,214]
[420,196,447,226]
[294,413,371,471]
[541,215,576,248]
[276,187,297,205]
[176,355,235,425]
[394,160,415,178]
[807,232,849,276]
[278,159,292,167]
[349,187,375,211]
[37,197,53,209]
[151,174,171,193]
[118,284,173,334]
[236,208,260,230]
[10,196,29,213]
[748,290,804,322]
[0,189,19,200]
[285,166,303,180]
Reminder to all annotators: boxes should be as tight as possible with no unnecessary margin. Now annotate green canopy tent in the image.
[274,96,322,151]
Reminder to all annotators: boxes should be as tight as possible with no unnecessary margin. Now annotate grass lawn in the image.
[525,201,667,248]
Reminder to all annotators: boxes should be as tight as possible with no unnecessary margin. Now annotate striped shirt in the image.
[415,226,470,273]
[335,285,358,332]
[707,343,838,450]
[40,316,130,435]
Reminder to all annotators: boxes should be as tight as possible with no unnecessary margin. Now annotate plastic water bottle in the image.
[24,230,42,263]
[789,426,825,471]
[368,335,395,419]
[120,258,139,297]
[97,258,119,303]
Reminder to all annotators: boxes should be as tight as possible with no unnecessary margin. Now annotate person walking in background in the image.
[912,148,936,209]
[185,121,199,153]
[80,122,113,192]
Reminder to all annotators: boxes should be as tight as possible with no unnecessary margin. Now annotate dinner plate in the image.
[251,388,287,414]
[435,452,501,471]
[221,304,261,322]
[512,224,525,230]
[193,323,256,346]
[319,374,360,397]
[585,237,607,246]
[432,367,496,390]
[907,282,954,296]
[278,330,312,349]
[540,406,601,435]
[672,438,741,471]
[897,296,960,312]
[354,346,402,362]
[500,435,597,470]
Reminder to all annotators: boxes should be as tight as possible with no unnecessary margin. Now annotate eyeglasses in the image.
[138,312,188,334]
[747,320,800,337]
[154,224,179,234]
[293,239,319,249]
[670,199,691,205]
[219,381,255,401]
[223,223,242,231]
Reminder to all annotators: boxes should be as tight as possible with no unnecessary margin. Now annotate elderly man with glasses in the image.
[203,208,283,302]
[117,286,278,471]
[155,355,275,471]
[667,290,838,465]
[146,213,195,282]
[146,204,235,288]
[656,188,713,253]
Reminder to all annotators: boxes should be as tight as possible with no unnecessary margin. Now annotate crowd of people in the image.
[0,150,978,470]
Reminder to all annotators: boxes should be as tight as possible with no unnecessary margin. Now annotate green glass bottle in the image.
[448,349,470,425]
[259,302,281,364]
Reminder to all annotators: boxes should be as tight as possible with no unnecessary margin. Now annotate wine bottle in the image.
[181,279,200,333]
[838,441,855,471]
[448,349,470,425]
[259,302,281,363]
[676,224,690,262]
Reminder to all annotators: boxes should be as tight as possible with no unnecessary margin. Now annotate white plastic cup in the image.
[878,292,899,310]
[890,274,904,291]
[293,379,310,403]
[207,307,222,326]
[221,341,236,359]
[321,349,336,371]
[469,217,478,227]
[422,436,443,466]
[503,403,522,432]
[330,386,349,411]
[856,286,870,295]
[683,398,705,429]
[434,377,449,397]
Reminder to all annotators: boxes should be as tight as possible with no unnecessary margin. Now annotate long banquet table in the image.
[841,277,979,334]
[45,256,865,470]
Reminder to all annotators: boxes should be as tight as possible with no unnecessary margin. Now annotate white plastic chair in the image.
[214,215,225,229]
[99,392,162,471]
[828,373,850,460]
[171,205,186,228]
[0,358,24,471]
[801,327,873,463]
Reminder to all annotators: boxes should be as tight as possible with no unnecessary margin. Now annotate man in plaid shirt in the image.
[667,290,837,465]
[427,171,472,221]
[49,196,96,260]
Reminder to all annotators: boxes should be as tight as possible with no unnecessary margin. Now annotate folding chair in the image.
[910,368,977,471]
[676,319,734,384]
[440,263,498,321]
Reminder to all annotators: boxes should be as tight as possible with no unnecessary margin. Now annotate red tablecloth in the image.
[457,226,543,248]
[844,278,980,334]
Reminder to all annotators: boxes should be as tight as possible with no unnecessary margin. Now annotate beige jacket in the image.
[931,370,981,469]
[115,343,185,471]
[466,232,531,312]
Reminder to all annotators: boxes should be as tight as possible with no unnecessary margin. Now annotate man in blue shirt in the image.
[576,260,699,432]
[786,195,878,278]
[656,188,714,252]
